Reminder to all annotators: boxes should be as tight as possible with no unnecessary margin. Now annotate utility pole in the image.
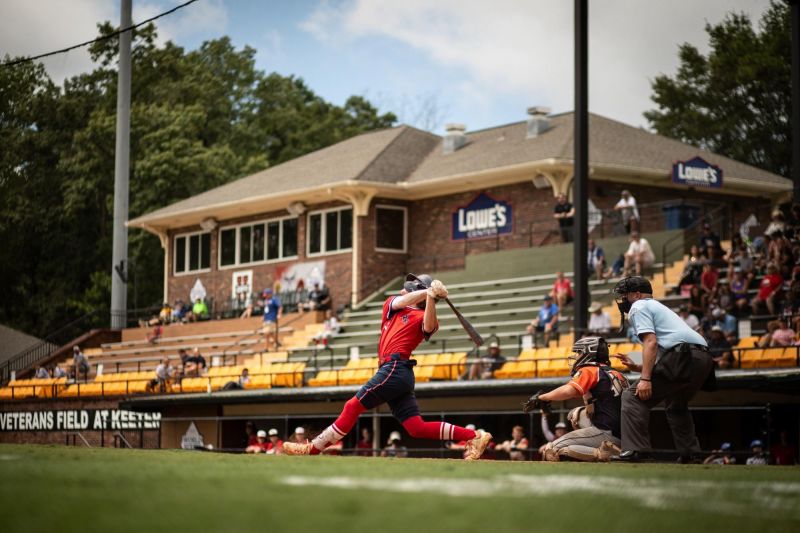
[573,0,589,338]
[111,0,132,328]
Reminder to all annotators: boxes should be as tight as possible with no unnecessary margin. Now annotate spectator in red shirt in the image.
[751,264,783,315]
[265,428,284,455]
[770,430,797,465]
[244,421,258,447]
[245,430,270,453]
[356,427,375,457]
[700,263,719,308]
[550,271,573,309]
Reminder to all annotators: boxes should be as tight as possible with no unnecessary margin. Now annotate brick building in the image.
[128,109,790,312]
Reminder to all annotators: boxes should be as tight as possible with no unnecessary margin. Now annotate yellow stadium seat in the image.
[518,349,536,360]
[533,347,551,360]
[493,360,518,380]
[757,347,797,368]
[179,377,209,393]
[737,336,758,349]
[244,374,273,390]
[307,370,338,387]
[549,346,569,358]
[510,360,536,379]
[739,348,763,369]
[539,358,571,378]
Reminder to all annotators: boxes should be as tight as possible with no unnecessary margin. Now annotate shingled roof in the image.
[129,112,788,229]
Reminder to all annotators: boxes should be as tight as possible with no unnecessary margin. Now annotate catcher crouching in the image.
[523,337,628,462]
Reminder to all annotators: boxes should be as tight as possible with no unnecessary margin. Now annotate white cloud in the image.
[301,0,772,128]
[0,0,228,85]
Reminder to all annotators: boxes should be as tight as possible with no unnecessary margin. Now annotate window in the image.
[218,217,298,269]
[375,205,407,252]
[307,206,353,255]
[174,231,210,274]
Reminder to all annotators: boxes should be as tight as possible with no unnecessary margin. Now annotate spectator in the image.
[587,239,607,279]
[495,425,529,461]
[687,285,705,318]
[527,294,559,347]
[265,428,284,455]
[746,440,768,465]
[678,246,703,287]
[770,319,795,347]
[770,430,797,465]
[613,190,639,234]
[587,302,611,335]
[758,320,781,348]
[262,288,283,351]
[700,263,719,307]
[239,292,255,319]
[302,282,332,313]
[153,358,174,393]
[245,430,270,454]
[553,193,575,243]
[729,270,750,314]
[192,298,210,321]
[381,431,408,458]
[244,421,258,447]
[698,223,722,259]
[71,346,90,382]
[158,302,172,324]
[707,326,734,369]
[550,271,573,309]
[223,368,250,390]
[289,426,307,444]
[146,323,163,344]
[764,209,786,237]
[53,366,67,379]
[610,254,625,278]
[712,308,738,339]
[171,299,188,323]
[541,415,568,444]
[703,442,736,465]
[35,366,50,379]
[356,428,375,457]
[751,264,783,315]
[188,347,207,374]
[313,310,341,346]
[623,232,655,276]
[466,342,506,380]
[678,305,700,332]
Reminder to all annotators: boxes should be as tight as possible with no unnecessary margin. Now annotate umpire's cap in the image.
[612,276,653,297]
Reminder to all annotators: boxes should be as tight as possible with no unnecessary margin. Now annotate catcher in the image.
[523,337,628,461]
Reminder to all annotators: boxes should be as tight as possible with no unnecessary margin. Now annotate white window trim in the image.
[374,204,408,254]
[217,215,299,271]
[173,230,211,277]
[306,205,354,258]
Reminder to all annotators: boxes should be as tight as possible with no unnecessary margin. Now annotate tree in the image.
[644,1,790,178]
[0,23,396,338]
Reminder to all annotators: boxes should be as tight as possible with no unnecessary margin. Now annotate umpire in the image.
[612,276,714,462]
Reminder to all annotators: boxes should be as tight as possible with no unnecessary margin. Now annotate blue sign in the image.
[672,156,723,188]
[452,193,513,240]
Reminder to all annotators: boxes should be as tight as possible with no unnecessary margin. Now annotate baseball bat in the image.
[407,274,484,347]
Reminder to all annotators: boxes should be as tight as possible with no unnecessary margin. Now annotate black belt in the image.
[675,343,709,353]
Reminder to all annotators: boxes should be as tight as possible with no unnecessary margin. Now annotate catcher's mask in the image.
[612,276,653,332]
[404,273,433,309]
[568,336,610,376]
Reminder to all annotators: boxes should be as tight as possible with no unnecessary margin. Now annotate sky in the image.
[0,0,774,134]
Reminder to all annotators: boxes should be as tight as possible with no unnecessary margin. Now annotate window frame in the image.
[173,230,212,277]
[374,204,408,254]
[217,215,299,271]
[306,205,354,257]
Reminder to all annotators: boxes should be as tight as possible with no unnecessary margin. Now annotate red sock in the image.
[310,396,366,454]
[402,416,476,442]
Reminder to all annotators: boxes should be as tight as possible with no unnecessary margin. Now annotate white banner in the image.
[276,260,326,291]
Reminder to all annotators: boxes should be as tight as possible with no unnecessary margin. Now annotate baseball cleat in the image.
[464,430,492,461]
[282,441,314,455]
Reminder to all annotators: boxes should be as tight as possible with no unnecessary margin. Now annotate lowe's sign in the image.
[452,193,512,240]
[672,156,723,188]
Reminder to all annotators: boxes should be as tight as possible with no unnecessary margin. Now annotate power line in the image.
[0,0,199,69]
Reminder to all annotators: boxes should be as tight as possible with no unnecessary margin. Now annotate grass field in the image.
[1,444,799,533]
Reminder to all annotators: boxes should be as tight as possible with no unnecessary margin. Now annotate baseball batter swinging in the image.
[284,274,493,460]
[523,337,628,461]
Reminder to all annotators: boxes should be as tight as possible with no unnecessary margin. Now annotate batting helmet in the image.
[568,336,610,376]
[404,273,432,293]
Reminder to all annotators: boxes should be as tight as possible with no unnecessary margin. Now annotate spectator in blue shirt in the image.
[587,239,607,279]
[262,288,283,351]
[527,294,559,346]
[711,308,738,341]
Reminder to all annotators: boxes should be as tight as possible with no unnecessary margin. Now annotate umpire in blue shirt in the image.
[612,277,714,462]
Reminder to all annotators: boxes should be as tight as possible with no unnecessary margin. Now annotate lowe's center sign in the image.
[452,193,513,240]
[672,156,723,189]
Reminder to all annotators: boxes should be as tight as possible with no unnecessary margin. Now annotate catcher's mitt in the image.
[522,390,551,414]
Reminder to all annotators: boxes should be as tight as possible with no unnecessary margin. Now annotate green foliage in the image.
[0,23,395,338]
[644,0,790,178]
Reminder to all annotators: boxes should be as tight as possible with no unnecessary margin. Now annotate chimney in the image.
[526,106,551,138]
[443,123,467,154]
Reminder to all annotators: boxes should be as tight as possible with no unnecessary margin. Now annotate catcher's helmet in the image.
[568,336,610,376]
[404,273,432,293]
